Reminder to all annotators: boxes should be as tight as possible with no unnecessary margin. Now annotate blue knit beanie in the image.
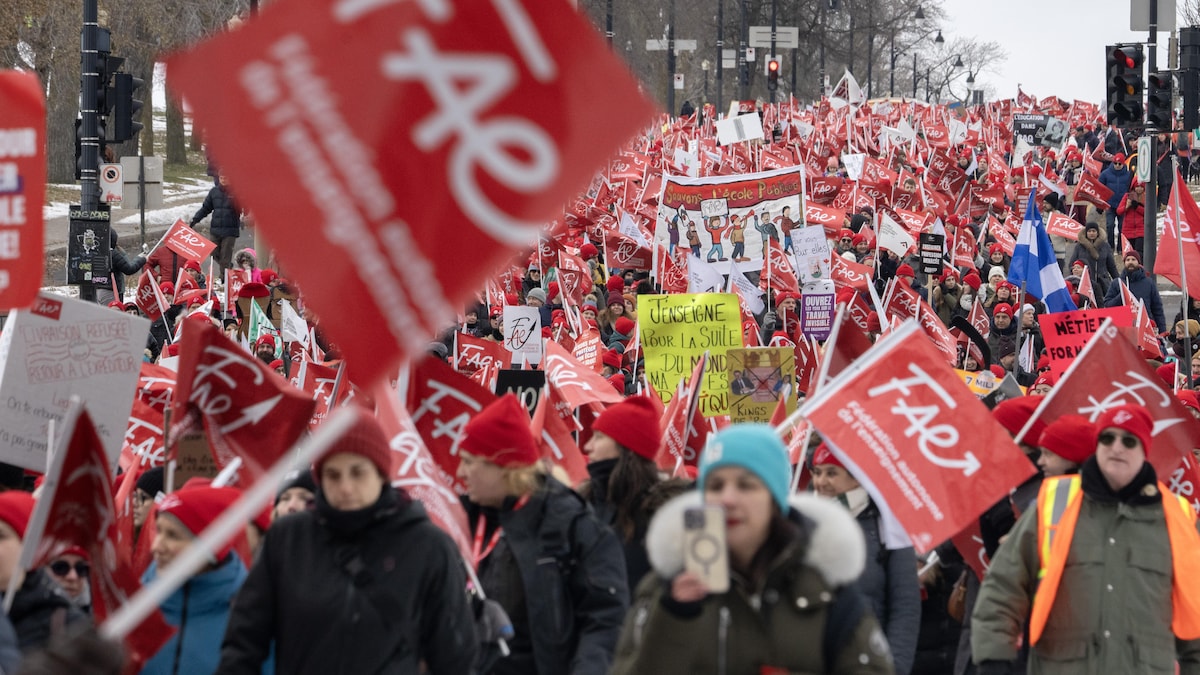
[698,424,791,512]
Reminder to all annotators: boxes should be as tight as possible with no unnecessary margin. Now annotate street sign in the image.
[1131,0,1176,31]
[119,155,165,210]
[749,26,799,49]
[746,47,756,63]
[722,48,737,69]
[646,39,697,53]
[673,73,685,90]
[99,163,122,206]
[1137,136,1153,182]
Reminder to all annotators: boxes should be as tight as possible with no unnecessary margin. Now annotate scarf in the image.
[316,483,404,539]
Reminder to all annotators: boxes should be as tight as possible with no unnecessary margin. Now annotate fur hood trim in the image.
[645,491,866,588]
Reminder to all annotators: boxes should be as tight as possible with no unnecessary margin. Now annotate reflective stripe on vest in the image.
[1036,476,1081,580]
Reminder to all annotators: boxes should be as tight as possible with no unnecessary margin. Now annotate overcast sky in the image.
[940,0,1180,105]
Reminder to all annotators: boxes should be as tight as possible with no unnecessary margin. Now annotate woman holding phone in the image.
[611,424,894,674]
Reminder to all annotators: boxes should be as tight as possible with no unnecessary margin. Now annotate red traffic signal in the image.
[768,59,780,73]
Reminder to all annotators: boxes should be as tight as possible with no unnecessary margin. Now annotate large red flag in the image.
[406,355,498,491]
[170,317,317,483]
[133,269,166,322]
[657,353,708,476]
[543,340,625,408]
[27,402,174,672]
[372,378,472,563]
[1156,166,1200,298]
[531,390,588,485]
[167,0,656,389]
[802,321,1036,553]
[1017,323,1200,485]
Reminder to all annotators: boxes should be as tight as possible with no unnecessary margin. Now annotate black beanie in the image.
[136,466,164,497]
[275,469,317,505]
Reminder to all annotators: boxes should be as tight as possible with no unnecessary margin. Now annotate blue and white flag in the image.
[1007,198,1077,313]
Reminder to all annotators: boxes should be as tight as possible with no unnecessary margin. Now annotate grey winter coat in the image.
[856,504,921,675]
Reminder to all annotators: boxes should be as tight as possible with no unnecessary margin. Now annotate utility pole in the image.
[738,0,748,99]
[606,0,613,47]
[667,0,677,114]
[716,0,724,112]
[1146,0,1160,274]
[769,0,777,103]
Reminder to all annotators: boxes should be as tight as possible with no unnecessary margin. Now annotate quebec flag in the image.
[1008,198,1077,313]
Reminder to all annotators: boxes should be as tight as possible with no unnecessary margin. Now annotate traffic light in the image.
[95,53,122,120]
[767,58,780,91]
[1106,44,1144,128]
[113,72,144,142]
[1146,71,1174,130]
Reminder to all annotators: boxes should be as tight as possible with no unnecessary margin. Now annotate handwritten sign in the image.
[727,347,795,422]
[801,279,836,340]
[791,226,831,285]
[639,293,740,416]
[1041,306,1133,378]
[503,305,542,364]
[0,292,148,470]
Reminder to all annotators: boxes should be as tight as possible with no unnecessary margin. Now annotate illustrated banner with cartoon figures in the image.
[727,347,795,423]
[0,293,148,470]
[638,293,741,416]
[656,166,805,271]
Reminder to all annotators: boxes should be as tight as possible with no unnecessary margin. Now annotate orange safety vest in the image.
[1029,475,1200,646]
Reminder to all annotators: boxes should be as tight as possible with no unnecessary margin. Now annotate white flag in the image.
[278,298,310,347]
[877,213,915,258]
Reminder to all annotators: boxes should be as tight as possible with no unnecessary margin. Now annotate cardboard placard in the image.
[727,347,795,422]
[639,293,741,415]
[0,292,148,470]
[495,369,545,414]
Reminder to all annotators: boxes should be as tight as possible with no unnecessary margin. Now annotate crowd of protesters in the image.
[7,83,1200,675]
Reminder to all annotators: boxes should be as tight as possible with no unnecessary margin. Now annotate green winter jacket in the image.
[610,492,895,675]
[971,461,1200,675]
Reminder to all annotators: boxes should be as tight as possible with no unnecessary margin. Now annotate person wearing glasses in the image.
[972,404,1200,674]
[45,549,91,614]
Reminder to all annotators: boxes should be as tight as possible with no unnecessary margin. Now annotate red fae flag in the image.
[1017,323,1200,483]
[161,219,217,263]
[170,317,317,482]
[406,355,498,492]
[373,378,473,563]
[166,0,656,389]
[802,321,1036,553]
[544,340,625,408]
[1156,167,1200,299]
[28,403,174,673]
[134,269,166,323]
[0,71,45,310]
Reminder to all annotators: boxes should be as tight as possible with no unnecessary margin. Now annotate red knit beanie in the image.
[580,243,598,260]
[459,394,540,467]
[313,407,396,479]
[601,349,623,371]
[592,396,661,461]
[613,317,635,336]
[811,443,844,468]
[1036,415,1096,464]
[896,263,915,278]
[1095,404,1155,454]
[606,276,625,295]
[1178,389,1200,413]
[156,486,241,559]
[0,492,34,539]
[992,395,1046,441]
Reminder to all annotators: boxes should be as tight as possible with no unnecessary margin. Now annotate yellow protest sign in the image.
[639,293,741,416]
[728,347,796,422]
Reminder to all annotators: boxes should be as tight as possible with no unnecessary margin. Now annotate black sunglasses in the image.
[1098,432,1140,449]
[49,560,90,577]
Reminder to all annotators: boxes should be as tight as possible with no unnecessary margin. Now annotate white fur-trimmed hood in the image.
[645,491,866,588]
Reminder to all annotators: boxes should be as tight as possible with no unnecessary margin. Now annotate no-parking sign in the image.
[99,163,122,205]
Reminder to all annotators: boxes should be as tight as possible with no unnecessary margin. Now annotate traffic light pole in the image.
[769,0,777,104]
[716,0,724,112]
[1146,0,1160,275]
[666,0,676,115]
[738,0,748,100]
[80,0,100,213]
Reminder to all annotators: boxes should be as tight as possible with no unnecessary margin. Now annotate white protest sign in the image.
[791,226,832,285]
[503,305,542,364]
[0,293,149,470]
[841,153,866,181]
[715,113,765,146]
[700,198,730,219]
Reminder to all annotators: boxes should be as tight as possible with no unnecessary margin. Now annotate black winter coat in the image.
[1104,266,1167,332]
[218,486,477,675]
[7,568,88,652]
[466,476,629,675]
[190,184,241,238]
[110,247,146,299]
